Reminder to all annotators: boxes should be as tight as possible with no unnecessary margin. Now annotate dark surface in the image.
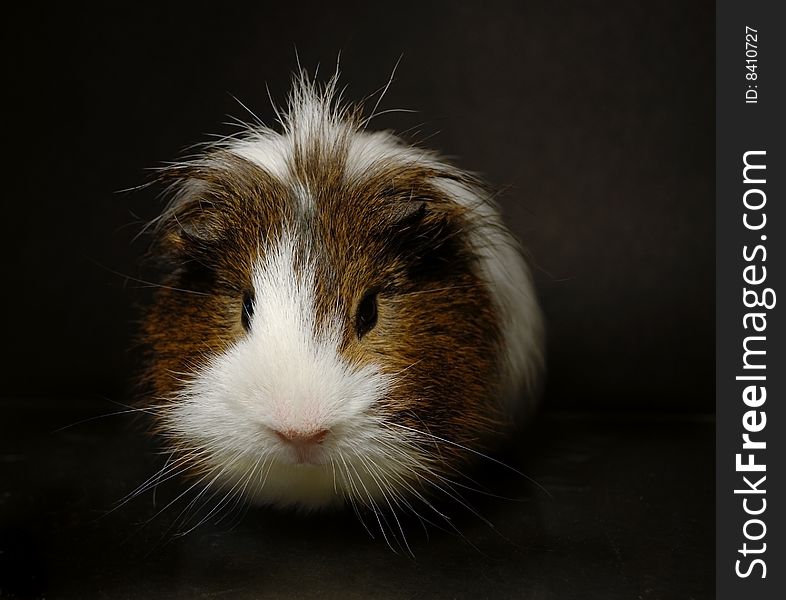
[0,402,713,599]
[2,0,714,410]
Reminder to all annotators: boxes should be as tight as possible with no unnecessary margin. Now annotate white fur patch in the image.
[226,131,290,180]
[345,131,434,179]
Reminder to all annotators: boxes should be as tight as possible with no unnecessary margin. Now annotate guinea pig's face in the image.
[142,78,542,511]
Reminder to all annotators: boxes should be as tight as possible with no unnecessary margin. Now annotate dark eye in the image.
[241,291,255,331]
[355,290,378,339]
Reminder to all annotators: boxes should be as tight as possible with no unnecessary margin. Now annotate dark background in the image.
[2,0,714,412]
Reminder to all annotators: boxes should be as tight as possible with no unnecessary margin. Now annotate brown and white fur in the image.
[141,73,543,513]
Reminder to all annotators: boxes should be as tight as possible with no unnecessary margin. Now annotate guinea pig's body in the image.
[142,74,543,511]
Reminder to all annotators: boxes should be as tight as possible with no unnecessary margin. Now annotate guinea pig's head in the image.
[141,74,542,511]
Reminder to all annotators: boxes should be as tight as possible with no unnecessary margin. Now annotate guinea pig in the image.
[140,72,543,514]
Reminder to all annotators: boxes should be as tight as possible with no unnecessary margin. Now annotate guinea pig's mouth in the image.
[285,446,326,466]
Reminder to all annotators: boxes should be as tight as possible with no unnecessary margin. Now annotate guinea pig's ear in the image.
[153,173,230,259]
[384,197,474,281]
[152,152,275,259]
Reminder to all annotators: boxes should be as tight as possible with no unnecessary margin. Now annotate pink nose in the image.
[274,428,330,446]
